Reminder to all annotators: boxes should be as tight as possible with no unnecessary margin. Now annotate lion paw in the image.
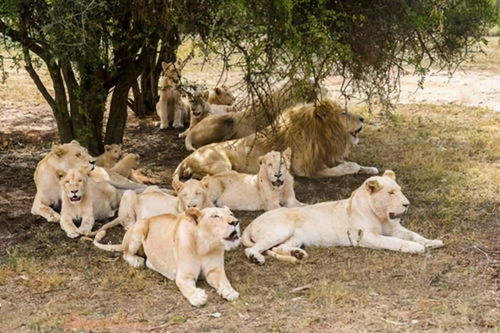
[291,249,309,260]
[425,239,444,249]
[78,226,92,236]
[124,255,145,268]
[360,166,379,175]
[66,230,80,239]
[187,289,207,307]
[219,287,239,301]
[173,122,184,128]
[245,248,265,264]
[401,242,425,254]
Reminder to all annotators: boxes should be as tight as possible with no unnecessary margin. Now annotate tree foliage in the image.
[0,0,497,154]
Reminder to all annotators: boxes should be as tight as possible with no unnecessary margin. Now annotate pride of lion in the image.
[30,71,444,307]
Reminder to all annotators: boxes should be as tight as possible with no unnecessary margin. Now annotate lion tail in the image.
[93,230,123,252]
[241,227,255,247]
[88,217,122,237]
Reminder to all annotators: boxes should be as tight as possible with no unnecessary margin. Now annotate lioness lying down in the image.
[94,207,240,307]
[57,167,120,238]
[202,149,302,211]
[242,170,444,264]
[91,178,213,236]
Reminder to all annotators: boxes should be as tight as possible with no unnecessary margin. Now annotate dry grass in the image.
[0,40,499,332]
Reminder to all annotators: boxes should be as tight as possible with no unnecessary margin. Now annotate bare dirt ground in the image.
[0,38,498,332]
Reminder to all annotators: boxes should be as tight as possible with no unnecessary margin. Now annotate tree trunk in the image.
[105,80,133,145]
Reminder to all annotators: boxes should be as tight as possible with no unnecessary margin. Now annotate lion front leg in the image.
[60,216,80,238]
[389,225,444,249]
[31,194,60,223]
[281,177,304,208]
[78,215,95,236]
[359,233,425,253]
[176,273,207,307]
[205,266,239,302]
[156,99,169,129]
[315,162,362,177]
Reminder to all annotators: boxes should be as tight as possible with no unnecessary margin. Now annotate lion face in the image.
[174,179,209,210]
[340,111,365,145]
[160,61,181,84]
[57,167,89,204]
[258,149,292,188]
[212,86,235,105]
[365,170,410,223]
[51,140,95,171]
[188,207,241,251]
[104,144,122,161]
[190,93,211,118]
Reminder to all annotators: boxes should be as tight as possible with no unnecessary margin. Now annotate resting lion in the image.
[94,207,240,307]
[202,149,302,211]
[242,170,445,264]
[173,100,378,180]
[95,144,122,168]
[179,91,234,142]
[207,86,236,105]
[32,141,146,223]
[110,153,139,178]
[57,167,120,238]
[91,178,213,236]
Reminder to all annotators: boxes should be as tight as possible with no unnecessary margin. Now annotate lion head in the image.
[48,140,95,172]
[258,148,292,188]
[185,206,241,251]
[104,144,123,162]
[160,61,181,84]
[190,91,211,119]
[364,170,410,223]
[210,86,235,105]
[57,167,90,204]
[172,178,211,211]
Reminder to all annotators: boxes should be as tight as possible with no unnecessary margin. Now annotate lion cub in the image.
[57,167,120,238]
[202,149,302,211]
[95,144,122,168]
[110,153,139,178]
[94,207,240,307]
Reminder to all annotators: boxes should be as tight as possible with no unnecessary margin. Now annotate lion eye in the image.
[389,191,395,195]
[211,214,220,219]
[76,153,81,157]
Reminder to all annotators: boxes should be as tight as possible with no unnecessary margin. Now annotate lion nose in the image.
[229,220,239,226]
[275,173,282,178]
[71,190,78,194]
[359,117,365,122]
[403,203,409,208]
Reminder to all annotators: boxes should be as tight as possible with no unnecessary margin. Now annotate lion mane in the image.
[255,100,349,176]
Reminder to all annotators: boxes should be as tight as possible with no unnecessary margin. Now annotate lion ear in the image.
[365,179,382,194]
[200,177,210,189]
[202,90,209,100]
[214,87,222,95]
[56,169,67,181]
[70,140,79,145]
[258,156,265,165]
[52,144,66,157]
[104,144,111,152]
[79,165,91,176]
[161,61,169,71]
[383,170,396,180]
[172,177,184,193]
[185,207,203,224]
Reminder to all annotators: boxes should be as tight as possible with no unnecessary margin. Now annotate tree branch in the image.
[0,20,48,60]
[22,48,56,110]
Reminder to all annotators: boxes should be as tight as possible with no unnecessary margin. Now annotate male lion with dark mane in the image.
[173,99,378,180]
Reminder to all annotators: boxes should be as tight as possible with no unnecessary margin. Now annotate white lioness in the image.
[92,178,213,236]
[242,170,444,264]
[156,62,189,129]
[95,144,122,168]
[202,149,302,211]
[179,90,234,140]
[207,86,236,105]
[57,167,120,238]
[94,207,240,307]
